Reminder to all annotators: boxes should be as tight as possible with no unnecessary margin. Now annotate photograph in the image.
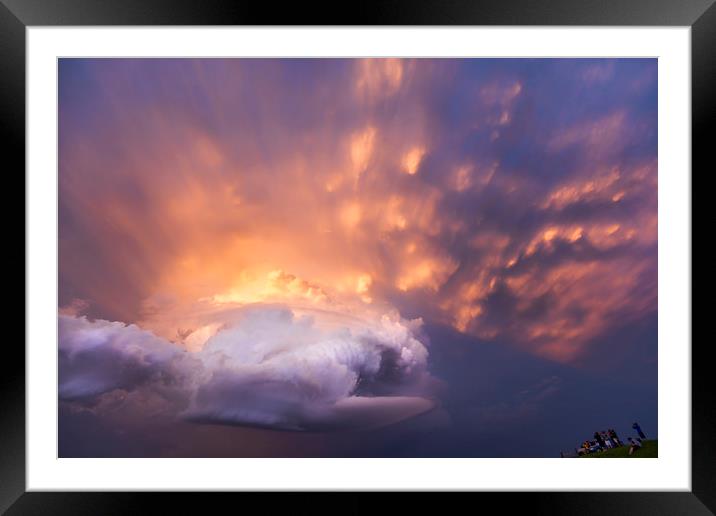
[57,57,658,459]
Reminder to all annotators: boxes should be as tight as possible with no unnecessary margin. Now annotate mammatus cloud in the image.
[59,303,436,431]
[59,58,657,364]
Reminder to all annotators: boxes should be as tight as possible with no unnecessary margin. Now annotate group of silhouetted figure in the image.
[567,422,648,457]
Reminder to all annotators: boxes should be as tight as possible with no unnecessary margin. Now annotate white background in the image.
[27,27,691,491]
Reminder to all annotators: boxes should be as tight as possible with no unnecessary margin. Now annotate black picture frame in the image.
[3,1,707,513]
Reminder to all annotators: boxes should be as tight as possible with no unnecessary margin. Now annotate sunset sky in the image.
[58,58,657,457]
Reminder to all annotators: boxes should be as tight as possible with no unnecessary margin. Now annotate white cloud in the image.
[58,315,187,401]
[58,304,436,431]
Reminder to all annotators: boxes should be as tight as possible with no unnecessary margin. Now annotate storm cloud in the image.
[59,58,657,363]
[59,304,436,431]
[58,58,658,456]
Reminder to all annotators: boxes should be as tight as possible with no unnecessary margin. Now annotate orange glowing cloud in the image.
[402,146,426,175]
[355,58,405,99]
[350,126,377,186]
[59,58,657,366]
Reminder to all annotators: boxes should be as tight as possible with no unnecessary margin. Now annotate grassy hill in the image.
[581,440,657,458]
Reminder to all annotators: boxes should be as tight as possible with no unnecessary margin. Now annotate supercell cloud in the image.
[59,303,435,431]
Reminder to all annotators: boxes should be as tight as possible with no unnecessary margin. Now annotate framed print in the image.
[4,0,708,513]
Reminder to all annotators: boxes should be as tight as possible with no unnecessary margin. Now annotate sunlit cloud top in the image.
[59,58,657,364]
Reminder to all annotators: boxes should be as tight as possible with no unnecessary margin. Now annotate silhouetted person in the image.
[609,428,622,447]
[594,431,605,449]
[603,431,615,448]
[632,422,646,439]
[628,437,642,455]
[582,441,592,454]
